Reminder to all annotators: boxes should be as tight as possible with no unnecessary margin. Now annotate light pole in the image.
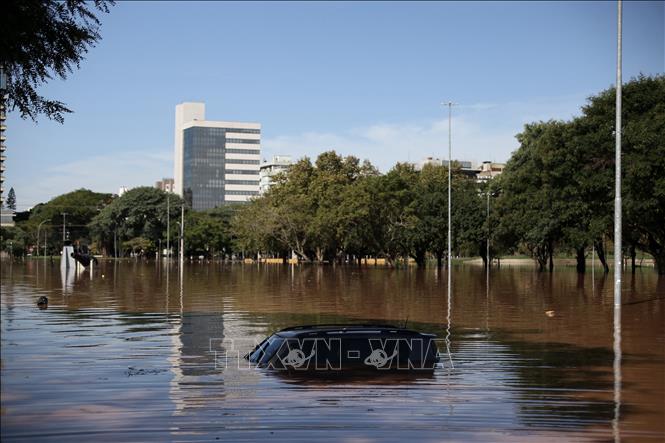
[442,102,456,298]
[37,220,47,257]
[166,194,170,259]
[485,188,498,291]
[180,205,184,265]
[442,101,456,369]
[61,212,68,243]
[613,2,623,442]
[613,1,623,312]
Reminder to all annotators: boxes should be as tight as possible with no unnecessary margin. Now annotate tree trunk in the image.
[656,252,665,275]
[630,244,636,274]
[576,247,586,274]
[436,252,443,269]
[535,245,548,272]
[548,241,554,272]
[414,249,426,268]
[646,235,665,275]
[595,240,610,273]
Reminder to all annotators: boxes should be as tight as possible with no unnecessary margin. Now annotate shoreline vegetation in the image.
[3,254,656,270]
[1,75,664,274]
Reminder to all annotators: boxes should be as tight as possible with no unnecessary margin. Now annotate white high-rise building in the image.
[173,102,261,210]
[259,155,293,194]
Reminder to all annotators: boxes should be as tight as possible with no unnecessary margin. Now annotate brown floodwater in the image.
[1,260,664,442]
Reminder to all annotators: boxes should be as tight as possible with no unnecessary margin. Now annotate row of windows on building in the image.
[201,180,260,187]
[227,159,260,165]
[225,190,260,196]
[225,148,260,154]
[226,138,260,144]
[221,128,260,134]
[225,169,259,175]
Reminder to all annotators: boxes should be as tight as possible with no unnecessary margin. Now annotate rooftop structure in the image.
[260,155,293,194]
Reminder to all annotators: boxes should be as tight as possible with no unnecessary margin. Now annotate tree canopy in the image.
[1,0,114,122]
[89,187,183,257]
[496,74,665,273]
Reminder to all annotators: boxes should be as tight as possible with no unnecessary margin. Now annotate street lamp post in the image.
[486,188,498,290]
[166,194,170,260]
[180,205,184,265]
[613,2,623,442]
[61,213,68,243]
[442,101,456,295]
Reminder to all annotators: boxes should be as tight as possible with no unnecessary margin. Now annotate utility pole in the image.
[442,101,456,301]
[613,2,623,442]
[486,189,491,287]
[179,204,184,265]
[166,194,170,260]
[614,0,623,315]
[61,213,68,242]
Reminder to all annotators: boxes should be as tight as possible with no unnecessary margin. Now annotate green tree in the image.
[495,121,570,271]
[89,187,184,257]
[185,206,236,258]
[0,225,28,256]
[337,173,383,264]
[20,188,112,255]
[6,187,16,210]
[495,74,665,274]
[579,74,665,273]
[1,0,114,123]
[122,237,153,257]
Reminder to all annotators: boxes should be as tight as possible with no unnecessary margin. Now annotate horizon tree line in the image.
[1,75,663,273]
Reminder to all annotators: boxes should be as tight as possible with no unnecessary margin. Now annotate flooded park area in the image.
[1,260,664,442]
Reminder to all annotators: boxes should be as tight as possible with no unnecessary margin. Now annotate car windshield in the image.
[247,335,284,365]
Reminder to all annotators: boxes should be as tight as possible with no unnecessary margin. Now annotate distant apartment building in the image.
[155,178,175,193]
[476,161,506,182]
[413,157,504,181]
[173,102,260,210]
[259,155,293,194]
[0,208,14,227]
[414,156,476,176]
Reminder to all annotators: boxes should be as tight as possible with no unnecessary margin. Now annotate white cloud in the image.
[11,95,586,208]
[14,150,172,209]
[263,95,586,171]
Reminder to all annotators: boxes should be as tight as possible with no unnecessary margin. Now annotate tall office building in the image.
[173,102,261,210]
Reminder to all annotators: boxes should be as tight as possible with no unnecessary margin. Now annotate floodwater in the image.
[1,260,664,442]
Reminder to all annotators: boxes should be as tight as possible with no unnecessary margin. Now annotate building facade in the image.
[413,157,505,181]
[155,178,175,193]
[476,161,506,181]
[259,155,293,194]
[173,102,260,210]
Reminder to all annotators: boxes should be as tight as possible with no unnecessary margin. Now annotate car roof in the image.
[272,324,436,338]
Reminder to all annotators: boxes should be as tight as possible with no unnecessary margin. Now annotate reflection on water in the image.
[1,261,664,441]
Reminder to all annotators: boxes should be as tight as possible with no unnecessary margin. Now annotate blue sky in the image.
[5,1,664,208]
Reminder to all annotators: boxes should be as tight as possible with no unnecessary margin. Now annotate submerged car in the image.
[246,324,440,371]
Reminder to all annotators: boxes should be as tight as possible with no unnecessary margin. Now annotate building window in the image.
[225,138,260,144]
[226,180,260,185]
[225,190,259,196]
[225,169,259,175]
[226,159,260,165]
[225,148,260,154]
